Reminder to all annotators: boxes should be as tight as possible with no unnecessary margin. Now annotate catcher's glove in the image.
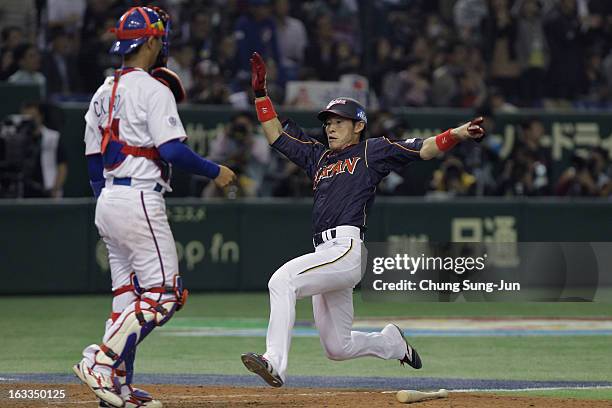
[151,67,186,103]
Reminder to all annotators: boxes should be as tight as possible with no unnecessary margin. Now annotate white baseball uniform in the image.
[84,68,186,292]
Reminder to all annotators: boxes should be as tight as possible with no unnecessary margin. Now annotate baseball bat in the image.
[396,389,448,403]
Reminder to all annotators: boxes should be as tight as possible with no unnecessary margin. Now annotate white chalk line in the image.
[10,385,612,405]
[449,385,612,393]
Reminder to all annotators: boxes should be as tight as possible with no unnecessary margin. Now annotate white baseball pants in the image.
[95,184,179,292]
[263,226,406,381]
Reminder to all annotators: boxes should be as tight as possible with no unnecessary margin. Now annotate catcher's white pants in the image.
[95,184,179,292]
[263,226,406,381]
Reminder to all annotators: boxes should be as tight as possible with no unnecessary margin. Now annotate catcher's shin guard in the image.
[93,276,188,370]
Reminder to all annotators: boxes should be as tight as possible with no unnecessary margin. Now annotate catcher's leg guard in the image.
[94,276,188,370]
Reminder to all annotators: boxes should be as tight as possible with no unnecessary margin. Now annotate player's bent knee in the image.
[321,342,352,361]
[268,270,291,292]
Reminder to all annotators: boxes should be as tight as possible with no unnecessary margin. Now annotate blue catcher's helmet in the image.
[109,7,167,55]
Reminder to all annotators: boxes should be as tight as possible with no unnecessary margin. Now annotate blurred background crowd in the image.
[0,0,611,198]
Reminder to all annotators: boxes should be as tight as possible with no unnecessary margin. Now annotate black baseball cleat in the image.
[241,352,284,388]
[393,324,423,369]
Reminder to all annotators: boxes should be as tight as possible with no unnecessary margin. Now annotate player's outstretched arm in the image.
[419,117,485,160]
[250,52,283,144]
[158,140,236,188]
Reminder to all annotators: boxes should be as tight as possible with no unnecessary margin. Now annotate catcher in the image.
[241,52,485,387]
[73,6,235,408]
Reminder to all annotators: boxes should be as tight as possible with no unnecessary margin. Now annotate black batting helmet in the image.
[317,97,367,124]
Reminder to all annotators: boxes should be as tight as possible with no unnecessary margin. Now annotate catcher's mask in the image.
[109,7,167,56]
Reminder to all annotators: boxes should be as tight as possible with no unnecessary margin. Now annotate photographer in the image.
[429,156,477,197]
[203,112,270,197]
[556,148,610,197]
[19,102,67,198]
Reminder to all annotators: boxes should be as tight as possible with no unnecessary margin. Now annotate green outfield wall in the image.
[0,198,609,294]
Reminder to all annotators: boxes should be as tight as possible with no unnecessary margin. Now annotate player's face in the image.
[324,115,361,151]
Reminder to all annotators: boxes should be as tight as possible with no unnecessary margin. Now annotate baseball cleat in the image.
[76,362,163,407]
[76,359,125,408]
[392,324,423,369]
[241,352,284,387]
[72,362,87,383]
[99,392,163,408]
[97,387,162,408]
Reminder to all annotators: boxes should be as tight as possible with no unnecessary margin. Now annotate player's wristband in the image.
[435,129,458,152]
[255,96,277,122]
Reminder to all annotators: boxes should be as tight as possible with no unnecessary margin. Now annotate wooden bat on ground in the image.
[396,389,449,403]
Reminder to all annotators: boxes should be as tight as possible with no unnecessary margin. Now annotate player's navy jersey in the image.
[272,119,423,234]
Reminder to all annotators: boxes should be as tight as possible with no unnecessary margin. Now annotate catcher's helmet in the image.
[109,7,166,55]
[317,97,367,124]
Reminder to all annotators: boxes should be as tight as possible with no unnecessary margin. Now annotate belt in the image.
[112,177,164,193]
[313,226,364,247]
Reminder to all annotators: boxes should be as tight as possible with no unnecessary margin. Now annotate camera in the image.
[0,114,39,197]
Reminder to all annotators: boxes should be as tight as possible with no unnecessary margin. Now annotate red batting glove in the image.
[467,116,485,137]
[250,52,267,98]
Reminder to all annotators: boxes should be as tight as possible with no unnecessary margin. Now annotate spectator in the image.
[301,0,359,46]
[497,152,543,196]
[580,48,610,108]
[273,0,308,81]
[497,118,550,196]
[8,43,46,97]
[203,112,270,197]
[303,14,338,80]
[482,0,520,101]
[234,0,284,84]
[515,0,549,106]
[45,0,86,34]
[335,39,360,77]
[431,42,467,106]
[189,60,230,105]
[370,37,396,99]
[555,149,607,196]
[0,26,23,80]
[429,156,477,196]
[381,61,431,107]
[41,28,80,97]
[456,68,487,108]
[488,86,518,113]
[453,0,488,42]
[79,0,122,93]
[188,9,216,62]
[216,35,239,85]
[0,0,37,42]
[544,0,587,101]
[167,42,195,95]
[19,102,68,198]
[268,158,313,197]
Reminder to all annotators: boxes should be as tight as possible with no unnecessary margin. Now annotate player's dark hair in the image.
[353,120,367,141]
[123,43,145,64]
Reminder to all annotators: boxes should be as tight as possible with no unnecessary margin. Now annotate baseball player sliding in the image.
[73,7,235,408]
[241,53,484,387]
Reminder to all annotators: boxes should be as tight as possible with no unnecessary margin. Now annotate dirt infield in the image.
[1,384,611,408]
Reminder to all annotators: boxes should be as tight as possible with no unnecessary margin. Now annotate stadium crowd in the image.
[0,0,611,198]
